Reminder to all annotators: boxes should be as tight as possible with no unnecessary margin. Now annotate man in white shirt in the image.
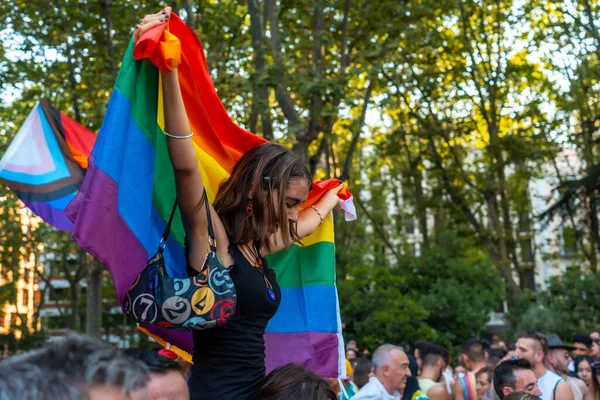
[353,344,411,400]
[515,331,574,400]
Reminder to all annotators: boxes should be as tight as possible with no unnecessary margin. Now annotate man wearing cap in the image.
[546,334,589,400]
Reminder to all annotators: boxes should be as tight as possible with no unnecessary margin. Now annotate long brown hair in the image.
[213,143,312,251]
[254,363,337,400]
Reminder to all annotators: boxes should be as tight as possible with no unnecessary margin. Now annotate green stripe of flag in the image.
[266,241,336,288]
[114,41,184,243]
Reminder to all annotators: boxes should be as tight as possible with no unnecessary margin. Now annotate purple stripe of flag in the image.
[264,332,339,377]
[22,200,73,231]
[66,156,148,300]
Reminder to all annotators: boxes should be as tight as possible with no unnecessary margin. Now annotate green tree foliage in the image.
[338,230,504,351]
[403,233,505,347]
[339,264,435,352]
[527,0,600,270]
[506,270,600,339]
[2,0,600,349]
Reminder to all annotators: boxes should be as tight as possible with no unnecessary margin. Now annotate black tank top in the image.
[187,241,281,400]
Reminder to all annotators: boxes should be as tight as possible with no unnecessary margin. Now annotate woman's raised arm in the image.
[135,9,231,268]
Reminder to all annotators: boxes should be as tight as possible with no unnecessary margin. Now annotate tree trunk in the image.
[488,249,521,294]
[61,21,82,122]
[71,281,80,330]
[340,81,373,181]
[515,163,536,290]
[414,168,430,250]
[583,119,599,271]
[588,194,600,272]
[248,0,273,140]
[86,260,104,337]
[486,192,521,293]
[99,0,116,79]
[307,0,324,141]
[66,252,81,331]
[518,213,536,291]
[265,0,305,147]
[181,0,197,30]
[292,139,311,166]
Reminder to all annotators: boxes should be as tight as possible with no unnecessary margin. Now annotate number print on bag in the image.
[132,294,157,323]
[173,278,191,295]
[193,266,210,287]
[161,296,191,324]
[209,269,235,294]
[191,287,216,315]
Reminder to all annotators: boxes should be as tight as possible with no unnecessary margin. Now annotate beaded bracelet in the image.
[311,205,324,226]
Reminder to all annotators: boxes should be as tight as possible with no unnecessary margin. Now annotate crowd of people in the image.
[0,333,339,400]
[2,330,598,399]
[335,331,600,400]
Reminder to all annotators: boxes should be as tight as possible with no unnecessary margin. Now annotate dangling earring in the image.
[245,199,253,216]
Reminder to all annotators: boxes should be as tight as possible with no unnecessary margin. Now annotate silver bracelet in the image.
[311,205,324,226]
[164,131,193,139]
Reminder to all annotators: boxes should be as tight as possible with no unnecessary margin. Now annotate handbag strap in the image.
[159,190,216,253]
[158,200,179,254]
[202,190,217,252]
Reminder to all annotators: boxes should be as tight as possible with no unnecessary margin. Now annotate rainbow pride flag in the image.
[0,99,96,231]
[66,13,352,378]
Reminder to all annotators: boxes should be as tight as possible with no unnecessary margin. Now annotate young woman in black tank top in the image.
[135,8,344,399]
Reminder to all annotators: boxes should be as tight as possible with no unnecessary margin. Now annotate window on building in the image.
[23,269,32,285]
[49,288,67,302]
[495,301,508,313]
[561,227,577,258]
[21,289,29,308]
[405,216,415,235]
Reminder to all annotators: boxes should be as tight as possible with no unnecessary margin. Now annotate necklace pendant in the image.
[267,288,276,302]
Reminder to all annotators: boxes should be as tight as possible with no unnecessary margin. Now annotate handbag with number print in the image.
[123,192,236,331]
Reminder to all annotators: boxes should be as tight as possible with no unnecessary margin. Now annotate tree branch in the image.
[248,0,274,140]
[99,0,116,79]
[264,0,303,130]
[550,156,594,263]
[354,195,401,263]
[426,137,485,239]
[341,79,374,181]
[309,135,328,175]
[308,0,325,140]
[339,0,352,72]
[457,2,491,126]
[181,0,198,30]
